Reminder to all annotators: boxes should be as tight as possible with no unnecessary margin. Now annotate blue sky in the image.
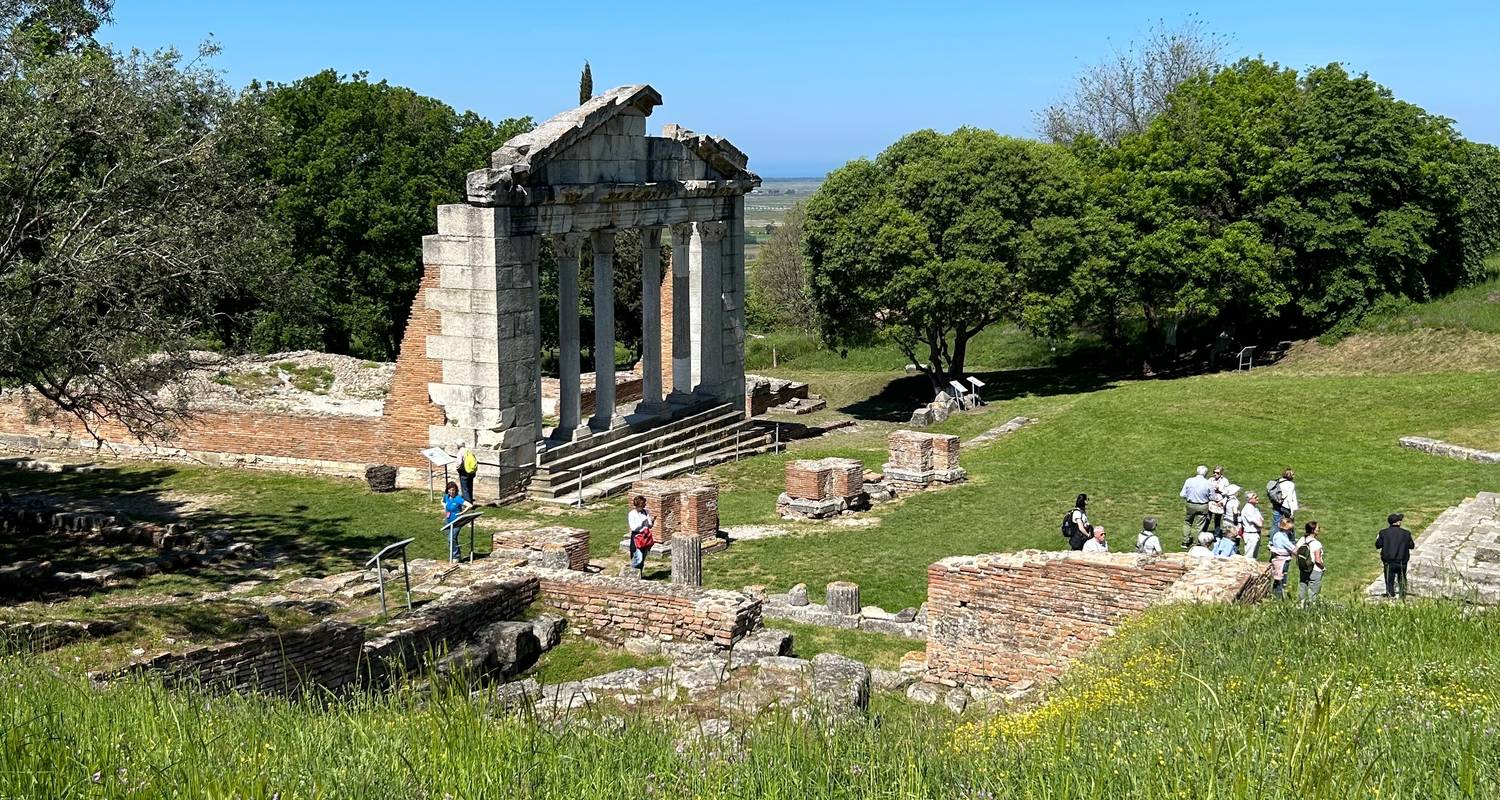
[103,1,1500,177]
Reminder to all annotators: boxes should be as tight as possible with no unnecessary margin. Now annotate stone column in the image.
[554,233,585,440]
[670,535,702,586]
[692,220,727,400]
[668,222,694,404]
[590,229,620,431]
[639,228,665,413]
[722,199,747,404]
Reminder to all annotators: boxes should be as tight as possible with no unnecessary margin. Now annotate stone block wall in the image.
[489,526,590,571]
[631,476,719,543]
[884,430,964,490]
[363,575,540,685]
[527,569,760,647]
[101,620,366,695]
[784,458,863,501]
[925,551,1266,689]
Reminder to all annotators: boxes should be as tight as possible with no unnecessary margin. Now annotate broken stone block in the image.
[787,583,809,606]
[905,681,941,705]
[531,614,565,650]
[870,668,915,694]
[475,621,541,677]
[809,653,870,720]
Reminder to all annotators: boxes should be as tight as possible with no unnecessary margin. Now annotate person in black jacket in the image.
[1375,513,1416,599]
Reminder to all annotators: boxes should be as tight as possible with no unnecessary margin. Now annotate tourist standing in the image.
[1136,517,1163,555]
[1269,517,1297,599]
[456,442,478,503]
[1240,492,1265,560]
[1067,494,1092,551]
[1082,526,1109,553]
[1294,521,1326,607]
[1375,513,1416,599]
[627,495,655,570]
[441,481,471,561]
[1267,468,1299,534]
[1180,466,1214,549]
[1221,483,1242,539]
[1207,466,1231,536]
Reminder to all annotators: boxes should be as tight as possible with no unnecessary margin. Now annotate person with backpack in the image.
[1266,468,1299,535]
[1375,513,1417,599]
[1063,494,1092,551]
[1268,516,1297,598]
[1294,521,1326,607]
[1179,466,1214,549]
[1135,517,1163,555]
[1240,492,1265,560]
[456,442,479,503]
[626,494,655,570]
[1207,466,1231,536]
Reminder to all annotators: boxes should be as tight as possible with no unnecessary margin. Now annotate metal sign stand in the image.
[365,538,415,616]
[420,447,459,503]
[442,510,485,564]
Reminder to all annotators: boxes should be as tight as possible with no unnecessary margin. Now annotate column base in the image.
[636,399,671,418]
[667,390,697,408]
[590,415,626,433]
[551,426,593,444]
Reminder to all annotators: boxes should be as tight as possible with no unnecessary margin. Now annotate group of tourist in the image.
[1062,464,1419,605]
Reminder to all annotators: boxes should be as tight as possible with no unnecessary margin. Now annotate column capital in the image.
[555,233,586,259]
[640,227,662,249]
[590,229,616,255]
[695,220,728,243]
[670,221,694,245]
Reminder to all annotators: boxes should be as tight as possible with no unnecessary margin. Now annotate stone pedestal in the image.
[671,535,703,586]
[826,581,861,616]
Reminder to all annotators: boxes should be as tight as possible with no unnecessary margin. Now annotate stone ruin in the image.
[1365,492,1500,603]
[922,550,1267,694]
[631,475,721,547]
[777,457,867,519]
[883,430,965,491]
[489,525,591,572]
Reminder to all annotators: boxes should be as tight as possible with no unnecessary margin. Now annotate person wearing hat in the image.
[1136,517,1163,555]
[1240,492,1266,560]
[1187,530,1215,558]
[1375,513,1417,599]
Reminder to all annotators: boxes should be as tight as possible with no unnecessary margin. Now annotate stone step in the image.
[530,409,750,493]
[540,432,777,505]
[539,401,738,470]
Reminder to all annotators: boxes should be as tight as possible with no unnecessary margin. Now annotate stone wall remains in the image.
[526,569,760,647]
[100,620,366,695]
[489,526,590,571]
[631,476,719,543]
[1398,436,1500,465]
[925,551,1266,690]
[362,575,540,685]
[1364,492,1500,603]
[884,430,965,490]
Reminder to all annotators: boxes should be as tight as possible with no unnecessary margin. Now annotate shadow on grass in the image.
[839,366,1122,421]
[3,465,390,600]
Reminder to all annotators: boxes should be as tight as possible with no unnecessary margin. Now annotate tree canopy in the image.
[0,0,285,438]
[804,129,1102,388]
[246,71,531,360]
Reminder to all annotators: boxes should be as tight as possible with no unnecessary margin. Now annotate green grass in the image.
[745,326,1089,375]
[522,637,666,684]
[1359,265,1500,335]
[777,622,918,670]
[3,601,1495,798]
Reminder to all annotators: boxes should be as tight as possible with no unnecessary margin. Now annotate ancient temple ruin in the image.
[421,85,763,500]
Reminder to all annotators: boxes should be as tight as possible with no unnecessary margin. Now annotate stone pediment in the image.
[466,84,760,205]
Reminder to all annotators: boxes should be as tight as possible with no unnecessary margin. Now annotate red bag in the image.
[632,526,655,550]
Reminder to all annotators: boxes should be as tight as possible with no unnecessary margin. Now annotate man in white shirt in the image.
[1270,468,1299,533]
[1180,465,1214,549]
[1239,492,1265,560]
[1187,531,1215,558]
[1082,526,1109,553]
[1294,521,1325,606]
[1136,518,1163,555]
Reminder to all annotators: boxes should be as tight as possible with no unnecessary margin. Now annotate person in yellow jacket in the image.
[456,442,478,503]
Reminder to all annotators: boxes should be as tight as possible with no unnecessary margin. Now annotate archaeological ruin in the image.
[0,85,769,503]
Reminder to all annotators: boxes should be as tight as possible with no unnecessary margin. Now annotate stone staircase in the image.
[529,402,775,504]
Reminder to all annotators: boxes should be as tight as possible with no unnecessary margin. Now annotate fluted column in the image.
[639,228,665,412]
[669,222,694,403]
[591,229,620,431]
[554,233,585,440]
[693,220,727,399]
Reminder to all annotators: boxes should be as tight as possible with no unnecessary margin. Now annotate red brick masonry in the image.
[631,475,719,543]
[525,568,760,647]
[925,551,1267,689]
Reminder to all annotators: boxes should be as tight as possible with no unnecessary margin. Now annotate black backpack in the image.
[1061,511,1076,539]
[1296,542,1315,574]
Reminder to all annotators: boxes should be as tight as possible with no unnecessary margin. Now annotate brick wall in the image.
[526,569,760,647]
[784,458,864,501]
[925,551,1267,689]
[489,526,590,571]
[631,475,719,542]
[884,430,963,489]
[362,574,540,685]
[887,431,935,472]
[101,620,366,695]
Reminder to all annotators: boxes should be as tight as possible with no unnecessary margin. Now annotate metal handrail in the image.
[364,538,415,616]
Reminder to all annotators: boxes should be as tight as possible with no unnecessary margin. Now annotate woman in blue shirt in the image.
[442,481,471,560]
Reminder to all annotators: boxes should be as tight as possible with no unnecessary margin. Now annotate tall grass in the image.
[3,601,1495,798]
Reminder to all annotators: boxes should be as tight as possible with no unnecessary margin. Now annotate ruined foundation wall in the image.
[100,620,366,695]
[926,551,1265,689]
[526,569,759,647]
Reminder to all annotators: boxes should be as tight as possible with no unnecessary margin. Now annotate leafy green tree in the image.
[579,61,592,105]
[1458,141,1500,276]
[1,0,285,438]
[804,129,1099,390]
[249,71,530,359]
[748,203,816,332]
